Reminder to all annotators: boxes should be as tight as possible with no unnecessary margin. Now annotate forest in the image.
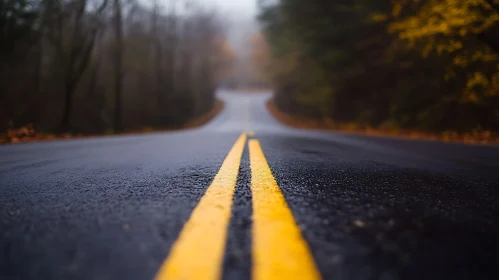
[0,0,233,136]
[258,0,499,136]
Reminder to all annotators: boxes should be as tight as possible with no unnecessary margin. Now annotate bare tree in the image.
[1,0,233,135]
[57,0,109,132]
[113,0,123,132]
[164,0,178,104]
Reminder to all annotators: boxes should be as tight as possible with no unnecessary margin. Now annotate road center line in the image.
[249,140,321,280]
[155,133,247,280]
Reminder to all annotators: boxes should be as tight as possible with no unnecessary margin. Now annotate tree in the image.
[258,0,499,132]
[391,0,499,102]
[113,0,123,132]
[1,0,232,135]
[55,0,109,132]
[0,0,38,129]
[249,32,271,86]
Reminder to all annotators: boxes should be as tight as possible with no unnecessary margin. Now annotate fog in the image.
[209,0,257,17]
[160,0,262,89]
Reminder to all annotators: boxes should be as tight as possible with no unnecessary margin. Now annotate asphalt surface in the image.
[1,90,499,280]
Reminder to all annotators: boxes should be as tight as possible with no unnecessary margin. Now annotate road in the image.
[1,90,499,280]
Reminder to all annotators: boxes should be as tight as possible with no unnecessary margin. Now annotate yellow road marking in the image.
[155,133,247,280]
[249,140,321,280]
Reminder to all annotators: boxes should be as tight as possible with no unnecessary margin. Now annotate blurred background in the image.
[1,0,499,141]
[0,0,259,136]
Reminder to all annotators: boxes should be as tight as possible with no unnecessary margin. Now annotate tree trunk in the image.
[33,38,43,128]
[152,0,164,109]
[113,0,123,132]
[59,78,76,133]
[0,65,8,130]
[155,39,164,106]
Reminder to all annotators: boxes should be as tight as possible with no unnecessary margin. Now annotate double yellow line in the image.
[155,133,320,280]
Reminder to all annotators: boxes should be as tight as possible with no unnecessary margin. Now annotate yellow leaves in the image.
[471,51,498,62]
[436,40,463,54]
[462,70,499,102]
[371,13,388,22]
[391,0,499,90]
[422,40,434,58]
[390,0,499,104]
[391,0,499,42]
[392,3,402,17]
[462,91,480,103]
[452,50,498,68]
[453,55,469,67]
[467,72,489,89]
[458,28,468,36]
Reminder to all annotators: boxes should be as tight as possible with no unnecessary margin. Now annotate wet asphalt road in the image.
[1,90,499,280]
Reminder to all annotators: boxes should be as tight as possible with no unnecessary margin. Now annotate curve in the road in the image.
[1,90,499,280]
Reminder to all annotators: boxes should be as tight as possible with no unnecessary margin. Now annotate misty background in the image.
[203,0,266,89]
[0,0,266,140]
[2,0,498,144]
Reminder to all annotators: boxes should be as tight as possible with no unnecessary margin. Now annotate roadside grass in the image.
[266,99,499,145]
[0,99,224,145]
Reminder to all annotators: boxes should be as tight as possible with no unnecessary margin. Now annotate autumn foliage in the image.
[258,0,499,135]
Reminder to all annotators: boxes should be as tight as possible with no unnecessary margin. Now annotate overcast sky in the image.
[209,0,257,17]
[202,0,259,49]
[154,0,257,17]
[156,0,259,49]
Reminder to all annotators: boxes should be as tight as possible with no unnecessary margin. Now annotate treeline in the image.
[258,0,499,133]
[0,0,233,134]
